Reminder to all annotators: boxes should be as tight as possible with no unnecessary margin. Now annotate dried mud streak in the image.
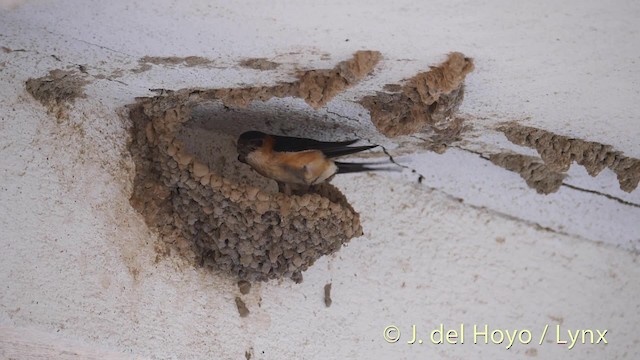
[499,123,640,192]
[127,90,364,282]
[457,145,639,205]
[235,297,250,317]
[296,50,381,108]
[239,58,280,70]
[206,50,381,108]
[382,83,402,92]
[140,55,214,67]
[360,52,475,137]
[25,69,90,116]
[410,117,471,154]
[324,283,332,307]
[131,56,214,73]
[489,153,566,194]
[237,280,251,295]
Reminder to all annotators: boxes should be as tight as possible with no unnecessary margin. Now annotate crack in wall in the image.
[451,144,640,206]
[561,183,640,208]
[41,27,136,59]
[366,148,599,244]
[313,113,602,241]
[374,153,633,250]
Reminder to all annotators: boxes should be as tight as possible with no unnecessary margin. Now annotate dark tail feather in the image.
[271,135,359,153]
[324,144,378,158]
[335,161,402,174]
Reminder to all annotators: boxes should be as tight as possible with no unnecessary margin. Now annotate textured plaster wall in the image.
[1,0,639,359]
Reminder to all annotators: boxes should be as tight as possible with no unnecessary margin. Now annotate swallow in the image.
[237,131,391,194]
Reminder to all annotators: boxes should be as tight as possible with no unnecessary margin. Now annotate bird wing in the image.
[270,134,366,157]
[321,144,378,158]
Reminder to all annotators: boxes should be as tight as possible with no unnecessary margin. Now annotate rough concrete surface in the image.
[1,0,640,359]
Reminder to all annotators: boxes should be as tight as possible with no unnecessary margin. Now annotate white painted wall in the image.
[1,0,638,359]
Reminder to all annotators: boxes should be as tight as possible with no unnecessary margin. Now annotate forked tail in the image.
[335,161,402,174]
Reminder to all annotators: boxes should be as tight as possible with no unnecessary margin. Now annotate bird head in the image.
[237,131,266,163]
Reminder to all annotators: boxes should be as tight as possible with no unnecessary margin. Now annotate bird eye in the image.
[251,139,263,148]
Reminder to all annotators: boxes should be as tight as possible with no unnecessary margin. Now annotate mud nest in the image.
[360,52,475,137]
[127,90,363,282]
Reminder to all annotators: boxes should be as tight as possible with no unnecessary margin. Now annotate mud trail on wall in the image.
[132,56,215,73]
[239,58,280,70]
[489,153,566,194]
[200,50,381,108]
[360,52,474,137]
[25,69,90,118]
[499,123,640,192]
